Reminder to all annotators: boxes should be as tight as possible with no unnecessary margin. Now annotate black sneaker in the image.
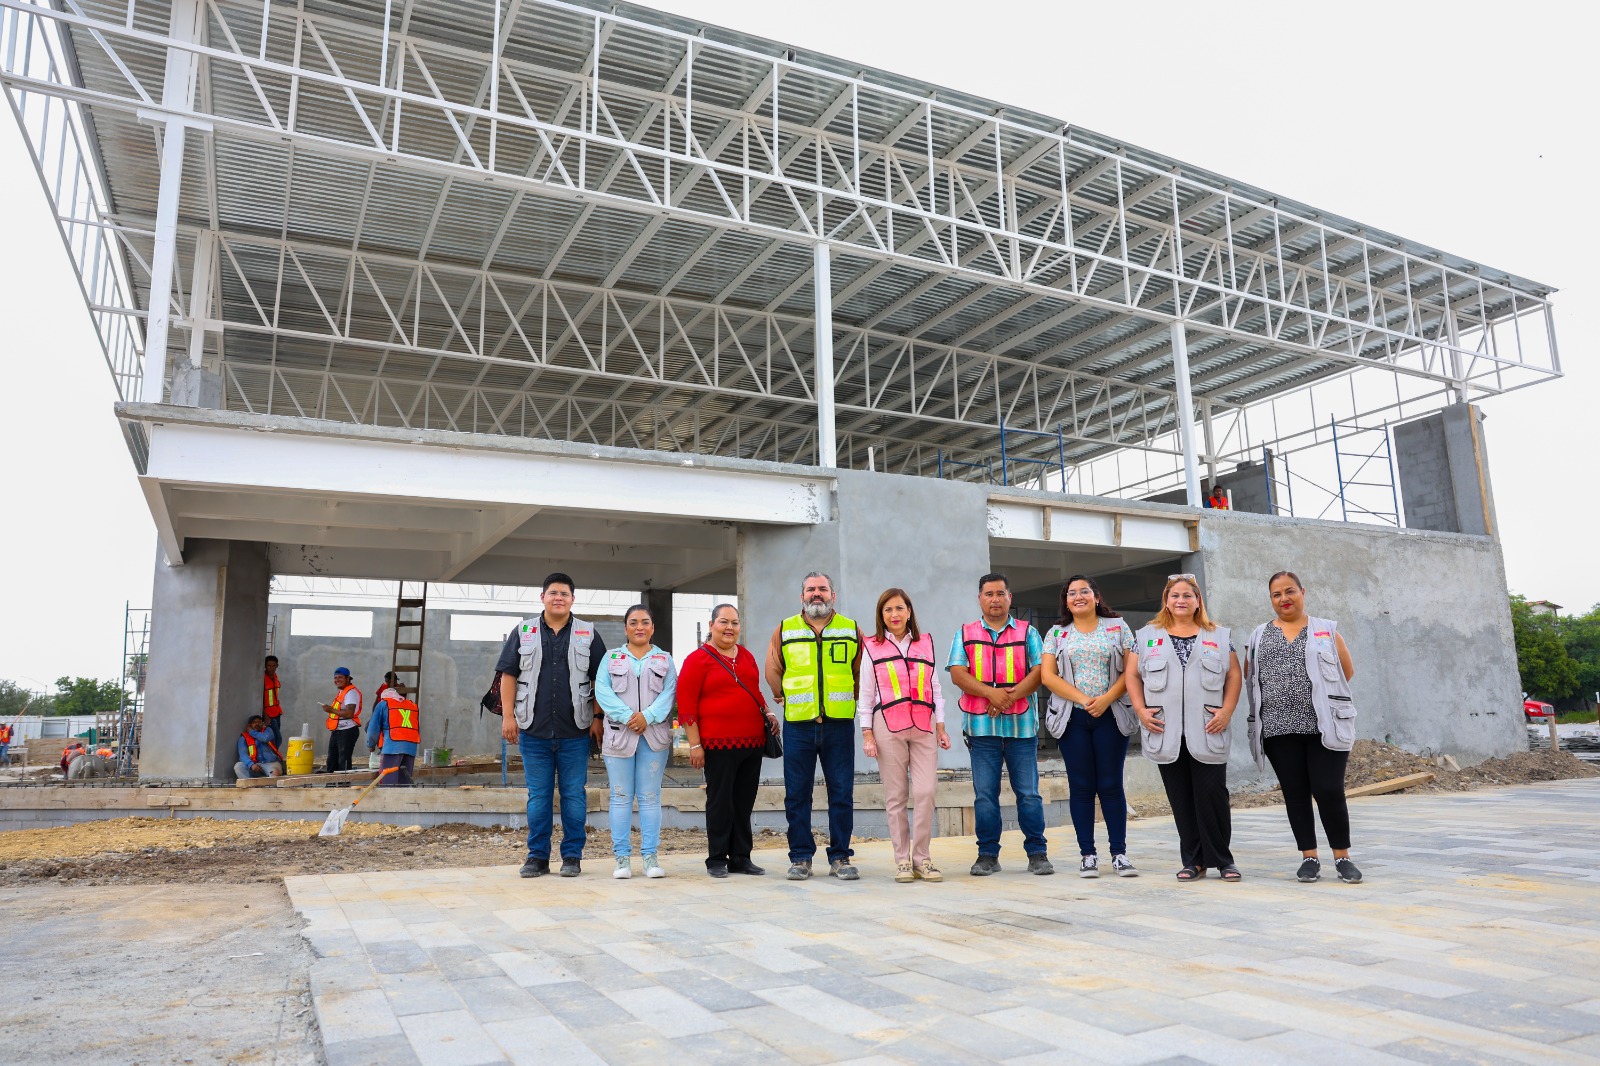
[829,859,860,881]
[707,860,729,878]
[559,858,581,877]
[1028,855,1055,876]
[970,855,1001,876]
[519,856,550,878]
[1296,856,1321,883]
[1335,858,1363,884]
[728,860,766,876]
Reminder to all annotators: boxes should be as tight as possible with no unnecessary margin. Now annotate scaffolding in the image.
[112,602,150,777]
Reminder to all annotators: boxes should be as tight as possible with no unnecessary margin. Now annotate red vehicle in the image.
[1523,698,1555,721]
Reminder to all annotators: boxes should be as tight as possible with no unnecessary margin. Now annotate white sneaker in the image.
[643,854,665,879]
[613,858,632,879]
[1078,855,1100,878]
[1111,854,1138,877]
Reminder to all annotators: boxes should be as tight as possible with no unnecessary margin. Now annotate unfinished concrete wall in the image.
[141,539,270,782]
[1216,454,1276,515]
[738,469,993,772]
[1197,509,1523,776]
[270,608,625,766]
[1394,403,1496,536]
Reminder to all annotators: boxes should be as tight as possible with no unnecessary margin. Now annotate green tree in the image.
[1556,606,1600,710]
[1510,596,1579,701]
[51,676,126,718]
[0,679,54,717]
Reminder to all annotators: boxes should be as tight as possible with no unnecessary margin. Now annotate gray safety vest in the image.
[514,614,597,730]
[600,647,677,757]
[1244,616,1355,765]
[1043,618,1135,738]
[1133,624,1234,765]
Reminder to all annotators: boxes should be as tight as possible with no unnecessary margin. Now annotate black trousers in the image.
[704,745,763,867]
[379,752,415,786]
[1158,742,1233,869]
[326,728,359,772]
[1264,733,1351,851]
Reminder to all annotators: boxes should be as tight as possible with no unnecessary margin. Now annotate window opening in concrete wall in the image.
[449,614,524,643]
[289,609,374,638]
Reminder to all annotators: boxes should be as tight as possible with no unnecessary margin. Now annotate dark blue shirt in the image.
[496,614,606,739]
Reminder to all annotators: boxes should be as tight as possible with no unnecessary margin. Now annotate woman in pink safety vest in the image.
[859,588,951,883]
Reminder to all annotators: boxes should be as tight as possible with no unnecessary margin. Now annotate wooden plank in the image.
[235,769,377,789]
[1345,771,1434,798]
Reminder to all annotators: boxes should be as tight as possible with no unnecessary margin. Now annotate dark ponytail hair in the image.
[1059,574,1119,624]
[1267,570,1304,591]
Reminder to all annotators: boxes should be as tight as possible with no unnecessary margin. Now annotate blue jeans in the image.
[519,733,590,861]
[1058,706,1129,856]
[603,743,670,857]
[783,717,856,864]
[265,717,283,750]
[968,734,1047,859]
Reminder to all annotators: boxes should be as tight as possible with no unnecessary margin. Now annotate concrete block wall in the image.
[268,607,626,767]
[1197,508,1524,773]
[1395,403,1496,536]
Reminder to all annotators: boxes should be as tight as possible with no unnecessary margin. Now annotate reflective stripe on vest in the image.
[386,699,421,744]
[327,685,363,731]
[958,619,1030,715]
[779,613,860,721]
[263,674,281,716]
[866,633,936,733]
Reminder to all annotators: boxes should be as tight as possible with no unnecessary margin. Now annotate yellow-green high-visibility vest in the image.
[779,612,860,721]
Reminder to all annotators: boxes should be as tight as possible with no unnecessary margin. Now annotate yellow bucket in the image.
[285,737,316,776]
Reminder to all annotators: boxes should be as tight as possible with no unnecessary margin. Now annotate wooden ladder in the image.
[390,582,427,699]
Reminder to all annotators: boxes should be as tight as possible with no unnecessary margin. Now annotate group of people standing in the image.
[499,566,1363,885]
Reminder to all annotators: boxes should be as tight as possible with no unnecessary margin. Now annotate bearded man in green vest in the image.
[765,571,865,881]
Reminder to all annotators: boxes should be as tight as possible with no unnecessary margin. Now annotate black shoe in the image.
[559,859,581,877]
[970,855,1000,876]
[707,860,729,878]
[519,856,550,878]
[1297,856,1321,883]
[1028,855,1055,876]
[728,860,766,876]
[1335,858,1363,884]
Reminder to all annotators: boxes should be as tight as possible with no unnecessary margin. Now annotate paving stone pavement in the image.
[287,779,1600,1064]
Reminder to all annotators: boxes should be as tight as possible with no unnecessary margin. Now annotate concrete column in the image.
[643,587,674,652]
[813,242,837,468]
[737,469,991,771]
[1393,403,1497,536]
[140,539,270,781]
[1169,322,1202,507]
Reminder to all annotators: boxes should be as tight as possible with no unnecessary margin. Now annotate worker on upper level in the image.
[235,715,283,780]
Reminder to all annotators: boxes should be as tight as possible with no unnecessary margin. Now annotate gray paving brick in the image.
[323,1033,423,1066]
[368,940,436,975]
[399,1008,507,1066]
[452,975,548,1025]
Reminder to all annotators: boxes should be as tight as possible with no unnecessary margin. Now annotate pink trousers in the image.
[872,714,938,865]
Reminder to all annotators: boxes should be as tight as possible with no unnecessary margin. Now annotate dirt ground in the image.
[0,881,319,1066]
[0,819,798,888]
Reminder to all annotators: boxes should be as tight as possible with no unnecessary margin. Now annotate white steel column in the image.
[814,242,837,468]
[1200,398,1219,490]
[140,0,205,404]
[1169,322,1202,507]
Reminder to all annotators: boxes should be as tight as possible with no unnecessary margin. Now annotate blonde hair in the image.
[1150,577,1217,631]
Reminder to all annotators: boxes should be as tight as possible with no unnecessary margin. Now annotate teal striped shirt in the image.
[946,618,1045,738]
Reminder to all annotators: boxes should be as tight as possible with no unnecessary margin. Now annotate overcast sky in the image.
[0,0,1591,686]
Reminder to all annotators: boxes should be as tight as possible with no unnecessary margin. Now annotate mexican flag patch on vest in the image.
[1146,638,1163,647]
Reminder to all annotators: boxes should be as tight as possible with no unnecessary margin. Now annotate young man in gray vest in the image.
[498,573,607,877]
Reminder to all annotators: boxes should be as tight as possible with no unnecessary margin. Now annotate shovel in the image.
[318,767,396,837]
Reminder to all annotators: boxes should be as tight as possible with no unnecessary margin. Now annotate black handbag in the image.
[703,644,782,758]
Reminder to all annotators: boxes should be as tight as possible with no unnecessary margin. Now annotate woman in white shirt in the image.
[859,587,951,883]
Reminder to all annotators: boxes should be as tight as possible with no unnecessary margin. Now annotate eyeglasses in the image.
[1167,573,1198,582]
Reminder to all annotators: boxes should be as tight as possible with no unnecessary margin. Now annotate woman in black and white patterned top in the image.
[1246,571,1360,884]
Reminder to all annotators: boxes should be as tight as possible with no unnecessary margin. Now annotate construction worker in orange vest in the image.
[60,741,87,774]
[0,721,13,766]
[235,715,283,779]
[366,689,421,786]
[263,655,283,749]
[319,667,362,773]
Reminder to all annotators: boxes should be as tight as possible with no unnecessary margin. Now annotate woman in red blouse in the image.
[677,603,778,878]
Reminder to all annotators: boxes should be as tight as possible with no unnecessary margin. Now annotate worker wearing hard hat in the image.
[320,667,363,772]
